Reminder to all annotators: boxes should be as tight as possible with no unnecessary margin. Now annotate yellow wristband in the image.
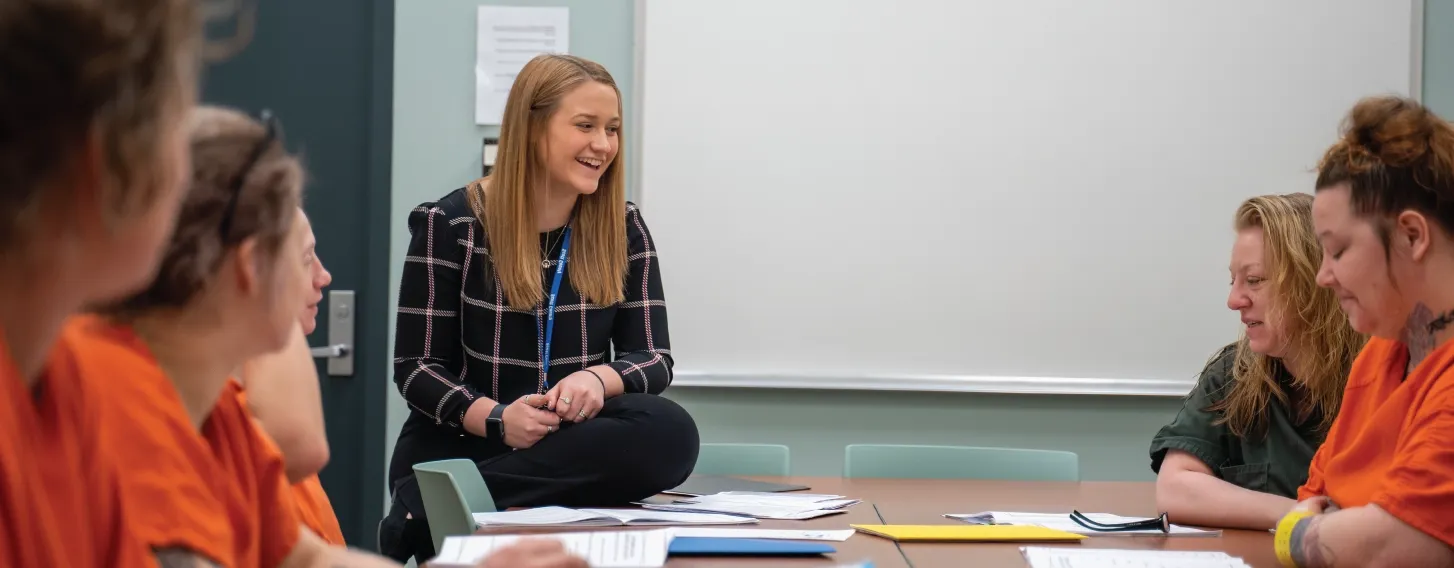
[1275,510,1315,568]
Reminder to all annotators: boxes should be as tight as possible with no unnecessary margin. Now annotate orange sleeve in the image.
[64,338,133,566]
[227,384,304,567]
[1298,390,1350,501]
[1298,385,1353,500]
[74,322,235,566]
[1297,447,1329,501]
[236,389,346,548]
[258,454,303,567]
[1370,382,1454,547]
[293,476,347,546]
[1299,340,1388,501]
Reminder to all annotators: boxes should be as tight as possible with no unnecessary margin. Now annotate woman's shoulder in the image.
[1347,336,1400,388]
[624,200,661,238]
[60,316,170,391]
[621,201,661,256]
[624,200,647,226]
[1194,342,1239,391]
[407,186,480,235]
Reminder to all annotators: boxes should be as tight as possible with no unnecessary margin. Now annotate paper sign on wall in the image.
[475,6,570,125]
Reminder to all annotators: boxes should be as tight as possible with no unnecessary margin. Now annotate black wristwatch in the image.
[485,403,507,439]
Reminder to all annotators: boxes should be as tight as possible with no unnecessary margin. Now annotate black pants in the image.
[378,394,699,563]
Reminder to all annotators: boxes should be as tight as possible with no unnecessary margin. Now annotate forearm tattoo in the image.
[1290,515,1338,567]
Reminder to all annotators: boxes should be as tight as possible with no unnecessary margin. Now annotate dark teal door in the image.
[200,0,393,549]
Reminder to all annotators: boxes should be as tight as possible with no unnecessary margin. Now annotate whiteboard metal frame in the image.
[634,1,1423,398]
[669,370,1195,397]
[1412,0,1426,100]
[630,0,648,202]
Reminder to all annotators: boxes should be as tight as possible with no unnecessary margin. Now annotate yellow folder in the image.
[850,524,1087,542]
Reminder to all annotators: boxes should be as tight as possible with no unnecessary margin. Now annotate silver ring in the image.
[546,425,554,433]
[576,410,587,419]
[561,396,573,405]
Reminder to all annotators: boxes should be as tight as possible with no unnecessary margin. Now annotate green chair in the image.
[412,459,497,553]
[693,443,791,477]
[843,444,1080,481]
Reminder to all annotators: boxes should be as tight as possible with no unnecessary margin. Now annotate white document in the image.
[702,492,859,508]
[643,501,848,520]
[473,506,755,528]
[1021,547,1251,568]
[643,491,860,520]
[474,6,569,125]
[950,512,1219,537]
[668,528,856,541]
[431,530,671,568]
[712,492,847,500]
[599,508,757,525]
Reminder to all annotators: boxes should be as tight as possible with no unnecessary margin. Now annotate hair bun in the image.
[1343,96,1437,168]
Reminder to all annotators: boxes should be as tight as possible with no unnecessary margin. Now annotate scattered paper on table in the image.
[950,511,1219,537]
[1021,547,1251,568]
[668,528,856,541]
[431,530,671,568]
[474,6,569,125]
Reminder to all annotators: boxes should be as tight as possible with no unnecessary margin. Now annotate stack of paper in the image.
[1021,547,1251,567]
[431,530,672,568]
[472,506,756,528]
[641,492,860,520]
[949,512,1220,537]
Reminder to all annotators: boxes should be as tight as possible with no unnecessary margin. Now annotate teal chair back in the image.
[412,459,497,553]
[693,443,791,477]
[843,444,1080,481]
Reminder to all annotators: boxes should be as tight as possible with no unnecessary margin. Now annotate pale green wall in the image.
[389,0,1451,482]
[1426,0,1453,117]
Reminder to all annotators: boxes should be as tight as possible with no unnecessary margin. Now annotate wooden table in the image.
[475,477,1278,567]
[810,477,1279,568]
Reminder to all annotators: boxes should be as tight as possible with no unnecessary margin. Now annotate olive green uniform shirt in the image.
[1148,344,1327,498]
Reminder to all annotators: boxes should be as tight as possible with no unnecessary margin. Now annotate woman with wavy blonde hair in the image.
[1149,193,1365,530]
[382,53,698,563]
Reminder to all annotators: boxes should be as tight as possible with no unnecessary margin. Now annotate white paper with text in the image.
[1021,547,1251,568]
[474,6,569,125]
[431,530,671,568]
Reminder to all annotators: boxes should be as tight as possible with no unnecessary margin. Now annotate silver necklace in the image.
[541,229,562,268]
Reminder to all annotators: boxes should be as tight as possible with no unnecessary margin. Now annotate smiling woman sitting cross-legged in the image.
[380,54,699,564]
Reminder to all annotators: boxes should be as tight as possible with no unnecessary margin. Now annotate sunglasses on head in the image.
[1069,510,1170,534]
[219,109,281,241]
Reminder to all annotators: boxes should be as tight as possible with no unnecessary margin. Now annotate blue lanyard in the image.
[540,226,571,389]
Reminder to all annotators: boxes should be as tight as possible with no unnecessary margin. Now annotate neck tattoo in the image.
[1403,303,1454,375]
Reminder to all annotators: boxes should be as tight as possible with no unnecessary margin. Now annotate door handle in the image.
[310,344,350,358]
[310,290,355,377]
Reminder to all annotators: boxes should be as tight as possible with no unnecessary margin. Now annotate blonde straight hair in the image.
[1208,193,1366,438]
[467,54,628,309]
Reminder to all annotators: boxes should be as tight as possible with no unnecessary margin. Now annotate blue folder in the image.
[667,537,836,556]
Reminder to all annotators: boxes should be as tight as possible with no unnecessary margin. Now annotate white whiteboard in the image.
[637,0,1419,395]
